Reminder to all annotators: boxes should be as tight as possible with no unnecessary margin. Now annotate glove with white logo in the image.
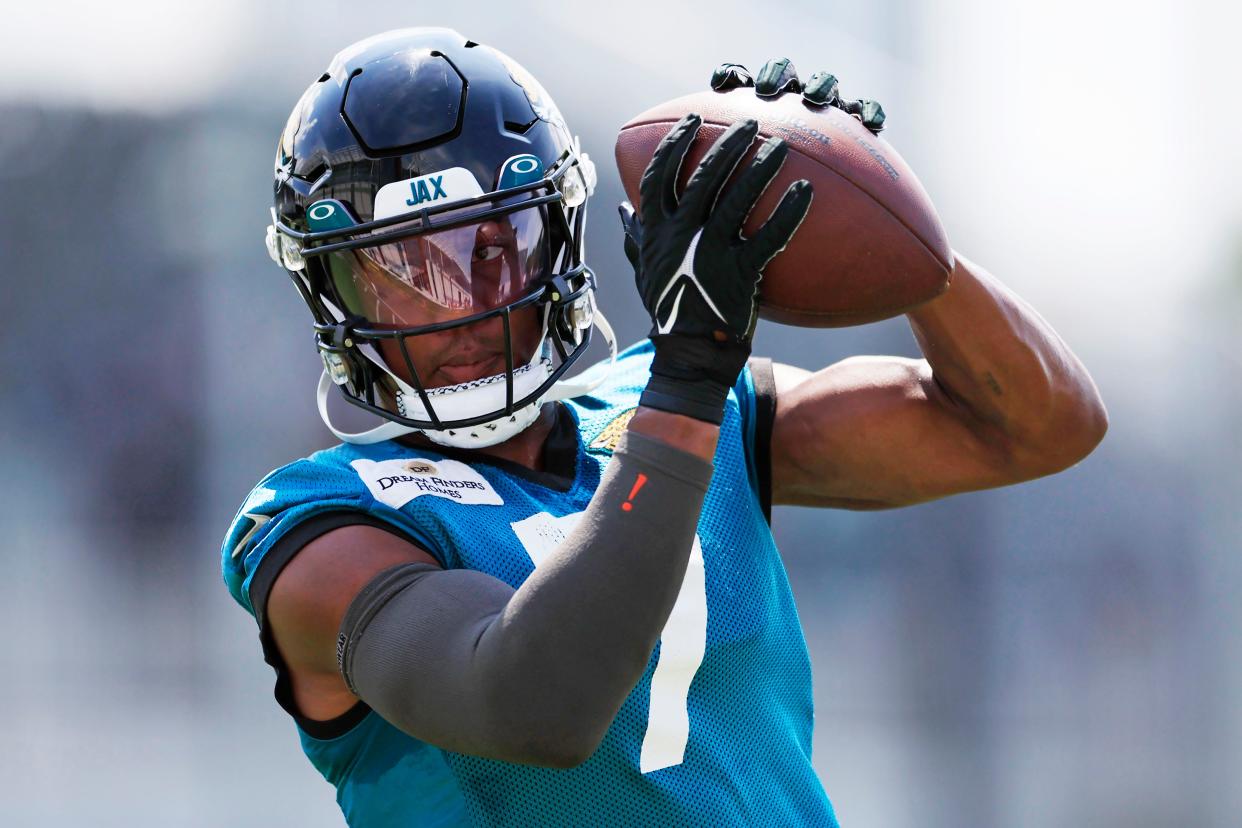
[619,114,813,424]
[711,57,886,134]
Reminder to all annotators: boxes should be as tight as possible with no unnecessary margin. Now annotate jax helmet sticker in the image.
[372,167,486,221]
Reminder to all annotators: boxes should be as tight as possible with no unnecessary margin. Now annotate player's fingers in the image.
[680,118,759,225]
[639,113,701,223]
[617,201,642,271]
[745,179,814,270]
[842,98,886,132]
[859,99,886,132]
[710,62,754,91]
[802,71,840,107]
[754,57,801,97]
[710,135,788,240]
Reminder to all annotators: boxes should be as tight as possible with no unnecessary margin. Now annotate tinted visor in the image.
[326,206,549,328]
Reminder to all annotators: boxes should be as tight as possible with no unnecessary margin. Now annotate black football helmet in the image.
[267,27,615,447]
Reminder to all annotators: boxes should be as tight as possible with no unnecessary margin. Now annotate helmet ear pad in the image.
[315,318,378,398]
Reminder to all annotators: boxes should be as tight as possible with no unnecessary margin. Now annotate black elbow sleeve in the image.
[336,561,442,696]
[336,431,715,766]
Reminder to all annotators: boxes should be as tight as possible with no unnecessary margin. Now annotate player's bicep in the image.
[266,524,442,678]
[770,356,1025,509]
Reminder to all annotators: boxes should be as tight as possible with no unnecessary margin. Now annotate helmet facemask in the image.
[269,30,613,447]
[272,143,614,448]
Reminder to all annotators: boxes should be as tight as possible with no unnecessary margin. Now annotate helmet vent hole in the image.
[504,117,538,134]
[464,40,479,48]
[289,161,331,196]
[317,72,330,83]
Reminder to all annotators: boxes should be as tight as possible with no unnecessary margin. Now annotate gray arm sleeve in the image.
[336,430,713,768]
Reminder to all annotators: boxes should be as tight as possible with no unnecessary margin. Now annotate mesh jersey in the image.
[221,341,837,827]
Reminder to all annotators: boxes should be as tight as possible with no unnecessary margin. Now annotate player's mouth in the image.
[435,352,505,385]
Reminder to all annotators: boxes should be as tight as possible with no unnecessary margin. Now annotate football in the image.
[615,89,954,327]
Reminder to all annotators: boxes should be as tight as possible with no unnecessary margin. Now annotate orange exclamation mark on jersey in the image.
[621,473,648,512]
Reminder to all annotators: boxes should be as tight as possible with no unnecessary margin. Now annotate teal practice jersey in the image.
[221,341,837,827]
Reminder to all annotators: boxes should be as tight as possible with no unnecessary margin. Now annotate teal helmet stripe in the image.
[306,199,358,233]
[497,154,544,190]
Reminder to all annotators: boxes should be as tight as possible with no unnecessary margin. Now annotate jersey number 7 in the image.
[511,511,708,773]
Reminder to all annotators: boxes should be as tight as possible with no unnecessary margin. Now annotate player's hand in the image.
[617,113,812,424]
[710,58,886,134]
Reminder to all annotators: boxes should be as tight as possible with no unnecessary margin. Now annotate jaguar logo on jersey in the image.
[372,167,486,221]
[351,457,503,508]
[589,408,637,454]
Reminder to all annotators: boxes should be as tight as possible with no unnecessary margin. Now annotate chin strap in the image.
[542,298,617,401]
[316,306,619,447]
[317,371,414,445]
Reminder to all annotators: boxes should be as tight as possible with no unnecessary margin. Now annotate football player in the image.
[223,28,1107,827]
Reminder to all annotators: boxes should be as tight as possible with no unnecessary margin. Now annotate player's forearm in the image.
[474,429,714,762]
[339,430,716,768]
[905,251,1108,460]
[629,406,719,460]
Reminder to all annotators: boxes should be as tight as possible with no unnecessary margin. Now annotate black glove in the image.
[711,57,886,134]
[619,114,813,424]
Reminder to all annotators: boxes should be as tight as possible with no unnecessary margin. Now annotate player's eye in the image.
[474,244,504,262]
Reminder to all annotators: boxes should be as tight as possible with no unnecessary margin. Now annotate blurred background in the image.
[2,1,1238,825]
